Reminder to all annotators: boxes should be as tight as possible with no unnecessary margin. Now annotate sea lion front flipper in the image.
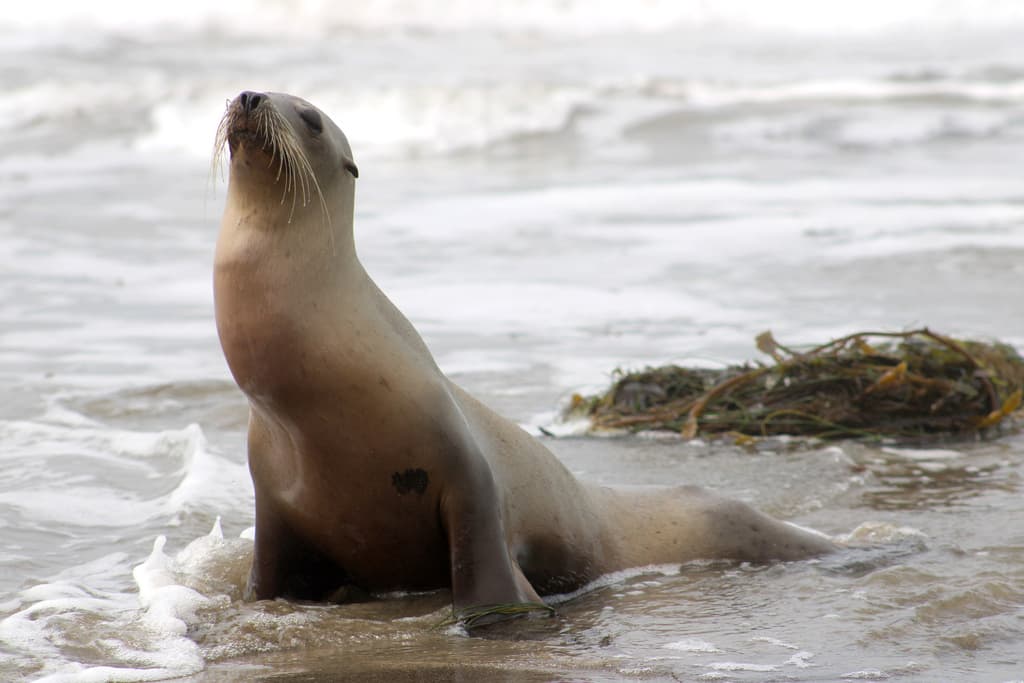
[246,490,349,602]
[245,492,295,600]
[441,458,549,627]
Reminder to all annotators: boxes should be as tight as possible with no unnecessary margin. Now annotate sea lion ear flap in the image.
[344,158,359,178]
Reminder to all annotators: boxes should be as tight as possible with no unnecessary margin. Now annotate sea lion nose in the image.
[239,91,264,114]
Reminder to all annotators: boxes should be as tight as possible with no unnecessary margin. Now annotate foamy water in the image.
[2,1,1024,680]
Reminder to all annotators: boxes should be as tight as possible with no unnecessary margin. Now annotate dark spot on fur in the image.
[392,468,429,495]
[379,376,392,391]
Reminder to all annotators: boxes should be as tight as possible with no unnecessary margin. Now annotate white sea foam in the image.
[135,536,226,636]
[7,32,1023,164]
[682,78,1024,109]
[664,638,723,653]
[0,421,249,526]
[135,72,1024,161]
[706,661,778,672]
[837,522,929,545]
[392,282,720,333]
[140,81,588,160]
[370,175,1024,307]
[545,564,683,605]
[1,576,169,682]
[786,651,816,668]
[881,447,963,461]
[751,635,800,650]
[841,670,891,680]
[1,522,253,683]
[5,0,1024,38]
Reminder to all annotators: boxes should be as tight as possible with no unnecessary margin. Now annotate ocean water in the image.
[2,1,1024,680]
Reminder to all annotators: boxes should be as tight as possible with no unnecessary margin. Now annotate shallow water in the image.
[2,2,1024,681]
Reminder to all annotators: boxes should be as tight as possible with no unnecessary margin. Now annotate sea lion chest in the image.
[236,310,461,590]
[215,245,470,589]
[248,396,455,590]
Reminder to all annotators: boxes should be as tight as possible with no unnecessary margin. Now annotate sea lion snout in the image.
[238,90,265,115]
[221,91,268,152]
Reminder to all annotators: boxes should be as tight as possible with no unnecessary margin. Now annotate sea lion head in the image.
[215,91,359,225]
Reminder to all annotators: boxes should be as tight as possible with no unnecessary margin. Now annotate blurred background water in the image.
[1,1,1023,681]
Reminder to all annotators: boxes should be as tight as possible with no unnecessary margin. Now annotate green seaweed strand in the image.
[436,601,556,630]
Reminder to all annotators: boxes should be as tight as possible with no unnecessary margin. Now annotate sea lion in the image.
[213,91,835,625]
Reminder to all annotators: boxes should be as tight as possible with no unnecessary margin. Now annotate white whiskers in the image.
[213,100,331,229]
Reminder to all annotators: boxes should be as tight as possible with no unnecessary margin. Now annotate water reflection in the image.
[853,442,1020,510]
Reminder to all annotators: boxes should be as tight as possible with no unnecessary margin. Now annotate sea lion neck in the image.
[215,188,362,297]
[223,160,356,255]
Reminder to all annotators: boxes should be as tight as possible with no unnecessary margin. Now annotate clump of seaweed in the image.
[569,329,1024,441]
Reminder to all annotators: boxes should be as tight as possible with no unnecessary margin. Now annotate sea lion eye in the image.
[299,108,323,134]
